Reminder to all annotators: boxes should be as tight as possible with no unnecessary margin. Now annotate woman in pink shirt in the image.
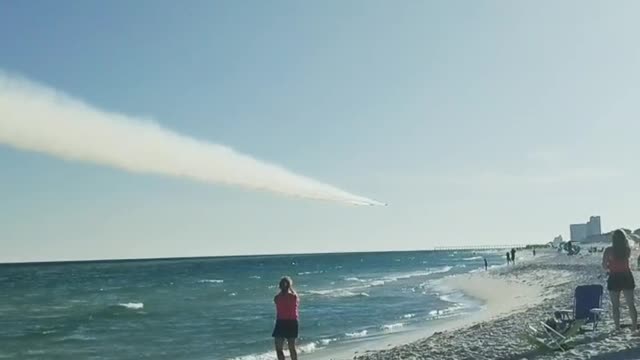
[272,276,299,360]
[602,229,637,330]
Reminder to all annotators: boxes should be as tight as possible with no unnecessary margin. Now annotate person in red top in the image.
[602,229,637,330]
[272,276,299,360]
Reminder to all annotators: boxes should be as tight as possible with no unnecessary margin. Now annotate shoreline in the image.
[347,250,564,360]
[310,255,545,360]
[350,245,640,360]
[442,264,545,319]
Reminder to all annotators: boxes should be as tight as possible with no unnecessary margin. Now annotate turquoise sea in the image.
[0,250,505,359]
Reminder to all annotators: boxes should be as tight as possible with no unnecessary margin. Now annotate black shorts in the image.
[608,271,635,291]
[272,319,298,339]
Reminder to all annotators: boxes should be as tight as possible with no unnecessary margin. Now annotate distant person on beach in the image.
[533,248,536,256]
[602,230,637,331]
[484,258,488,271]
[506,252,511,265]
[272,276,299,360]
[511,248,516,264]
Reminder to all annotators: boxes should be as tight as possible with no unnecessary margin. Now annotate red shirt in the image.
[606,250,630,273]
[275,293,299,320]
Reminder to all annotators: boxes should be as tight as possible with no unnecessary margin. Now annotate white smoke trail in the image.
[0,71,383,206]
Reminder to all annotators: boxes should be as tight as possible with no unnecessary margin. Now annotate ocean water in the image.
[0,251,504,359]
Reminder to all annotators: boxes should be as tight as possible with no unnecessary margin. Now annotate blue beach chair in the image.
[525,285,604,351]
[556,284,605,331]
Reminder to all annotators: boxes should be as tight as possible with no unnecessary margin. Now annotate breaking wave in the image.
[117,302,144,310]
[345,330,368,338]
[463,256,483,261]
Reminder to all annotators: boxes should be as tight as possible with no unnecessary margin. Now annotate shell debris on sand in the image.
[354,248,640,360]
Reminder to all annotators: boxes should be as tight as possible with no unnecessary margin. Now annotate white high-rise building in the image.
[570,216,602,241]
[588,216,602,237]
[570,224,588,241]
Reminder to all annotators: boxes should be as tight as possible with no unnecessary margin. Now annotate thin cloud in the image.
[442,168,623,187]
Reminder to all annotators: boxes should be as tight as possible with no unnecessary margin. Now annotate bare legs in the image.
[274,338,297,360]
[623,289,638,330]
[287,338,298,360]
[610,290,638,330]
[610,290,621,329]
[274,338,285,360]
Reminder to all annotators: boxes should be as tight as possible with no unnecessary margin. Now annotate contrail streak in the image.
[0,71,383,206]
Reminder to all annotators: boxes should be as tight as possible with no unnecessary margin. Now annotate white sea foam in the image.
[430,266,453,275]
[427,294,468,319]
[199,279,224,284]
[345,330,368,338]
[402,313,416,319]
[249,276,261,279]
[306,289,333,296]
[381,323,404,331]
[463,256,483,261]
[227,352,276,360]
[61,333,97,341]
[118,302,144,310]
[297,343,318,353]
[319,338,338,346]
[297,271,323,276]
[428,304,464,317]
[227,342,319,360]
[439,292,467,304]
[469,263,504,273]
[307,289,369,298]
[384,266,452,282]
[312,266,454,297]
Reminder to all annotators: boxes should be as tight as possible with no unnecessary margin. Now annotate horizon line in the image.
[0,244,548,266]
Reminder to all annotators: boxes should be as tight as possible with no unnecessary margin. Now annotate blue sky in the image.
[1,1,639,261]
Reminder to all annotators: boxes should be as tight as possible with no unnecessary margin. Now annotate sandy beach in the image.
[340,247,640,360]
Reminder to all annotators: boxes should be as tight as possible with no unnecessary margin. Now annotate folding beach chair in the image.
[524,285,604,351]
[556,284,605,331]
[525,319,585,351]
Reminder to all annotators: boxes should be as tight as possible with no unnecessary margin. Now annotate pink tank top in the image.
[607,253,630,273]
[275,293,299,320]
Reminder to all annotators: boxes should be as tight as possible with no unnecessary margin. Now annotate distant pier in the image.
[432,244,535,252]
